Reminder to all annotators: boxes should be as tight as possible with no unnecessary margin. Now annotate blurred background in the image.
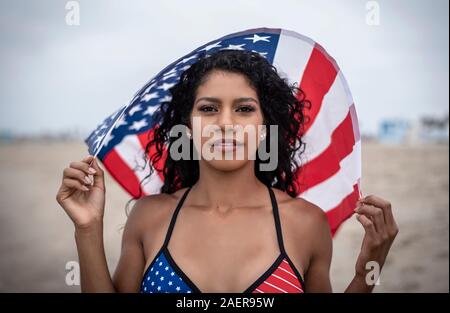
[0,0,448,292]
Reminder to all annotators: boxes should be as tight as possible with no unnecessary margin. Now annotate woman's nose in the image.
[217,108,234,130]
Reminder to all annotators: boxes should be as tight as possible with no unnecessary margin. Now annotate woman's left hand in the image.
[354,195,399,284]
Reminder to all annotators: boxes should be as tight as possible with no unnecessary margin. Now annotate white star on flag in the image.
[163,68,177,77]
[159,95,172,102]
[129,118,148,131]
[114,116,127,129]
[143,82,156,94]
[143,105,159,116]
[200,41,222,51]
[244,34,271,43]
[128,104,142,116]
[157,82,176,91]
[162,72,177,80]
[222,43,245,50]
[142,92,159,102]
[176,54,197,65]
[180,65,191,71]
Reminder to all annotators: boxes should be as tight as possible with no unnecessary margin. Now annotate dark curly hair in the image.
[132,49,310,203]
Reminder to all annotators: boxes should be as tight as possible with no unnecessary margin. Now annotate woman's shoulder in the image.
[272,188,329,232]
[272,188,332,268]
[125,187,190,232]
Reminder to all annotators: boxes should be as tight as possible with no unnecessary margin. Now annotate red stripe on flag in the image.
[103,148,142,198]
[296,109,356,193]
[326,183,360,236]
[298,45,338,136]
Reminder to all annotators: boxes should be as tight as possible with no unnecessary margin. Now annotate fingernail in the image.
[82,186,89,191]
[88,167,96,174]
[84,176,92,184]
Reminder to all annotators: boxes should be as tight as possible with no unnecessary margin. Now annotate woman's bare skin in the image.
[56,71,398,293]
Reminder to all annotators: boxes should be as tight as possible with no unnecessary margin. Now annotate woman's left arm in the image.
[345,195,399,292]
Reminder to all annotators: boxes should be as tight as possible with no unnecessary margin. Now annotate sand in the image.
[0,140,448,292]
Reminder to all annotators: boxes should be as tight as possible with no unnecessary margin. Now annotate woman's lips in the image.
[211,139,244,145]
[210,139,244,151]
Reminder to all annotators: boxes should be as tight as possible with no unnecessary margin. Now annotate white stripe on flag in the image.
[114,135,163,195]
[299,140,361,211]
[272,30,314,87]
[300,71,354,163]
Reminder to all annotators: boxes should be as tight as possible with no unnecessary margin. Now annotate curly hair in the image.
[133,49,310,201]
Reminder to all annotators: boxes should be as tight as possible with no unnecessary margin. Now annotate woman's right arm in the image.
[74,221,115,292]
[56,155,146,292]
[74,204,147,293]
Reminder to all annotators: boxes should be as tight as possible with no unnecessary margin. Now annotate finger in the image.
[82,155,95,163]
[90,157,105,190]
[356,213,378,239]
[355,203,387,235]
[361,194,395,227]
[81,155,99,187]
[69,160,97,177]
[63,167,93,186]
[63,178,90,192]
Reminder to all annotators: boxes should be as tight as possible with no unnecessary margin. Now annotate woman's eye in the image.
[237,106,255,113]
[199,106,217,112]
[198,105,255,113]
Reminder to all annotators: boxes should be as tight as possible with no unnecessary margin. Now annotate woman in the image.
[56,50,398,293]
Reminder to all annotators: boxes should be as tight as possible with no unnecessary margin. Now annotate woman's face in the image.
[189,70,266,172]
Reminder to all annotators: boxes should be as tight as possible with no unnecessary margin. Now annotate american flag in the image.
[85,28,362,236]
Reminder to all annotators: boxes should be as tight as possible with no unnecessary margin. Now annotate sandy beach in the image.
[0,140,448,292]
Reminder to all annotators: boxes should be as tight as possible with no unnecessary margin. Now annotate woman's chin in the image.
[204,158,250,172]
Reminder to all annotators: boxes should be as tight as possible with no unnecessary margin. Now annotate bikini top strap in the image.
[162,186,192,248]
[267,185,287,255]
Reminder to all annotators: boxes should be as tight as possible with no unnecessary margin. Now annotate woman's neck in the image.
[191,160,267,213]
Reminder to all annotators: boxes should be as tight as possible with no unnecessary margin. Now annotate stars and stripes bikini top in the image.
[140,185,305,293]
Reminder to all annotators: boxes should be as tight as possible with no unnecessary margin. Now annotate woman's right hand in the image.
[56,155,106,229]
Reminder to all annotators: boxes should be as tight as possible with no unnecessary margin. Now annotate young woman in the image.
[56,50,398,293]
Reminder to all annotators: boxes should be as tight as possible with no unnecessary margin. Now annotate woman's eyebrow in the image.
[235,97,258,104]
[195,97,258,104]
[195,97,221,104]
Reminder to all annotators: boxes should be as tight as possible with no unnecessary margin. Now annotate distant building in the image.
[407,115,449,144]
[377,115,449,144]
[0,130,15,143]
[378,119,410,144]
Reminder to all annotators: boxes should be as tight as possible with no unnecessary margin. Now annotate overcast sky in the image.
[0,0,448,136]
